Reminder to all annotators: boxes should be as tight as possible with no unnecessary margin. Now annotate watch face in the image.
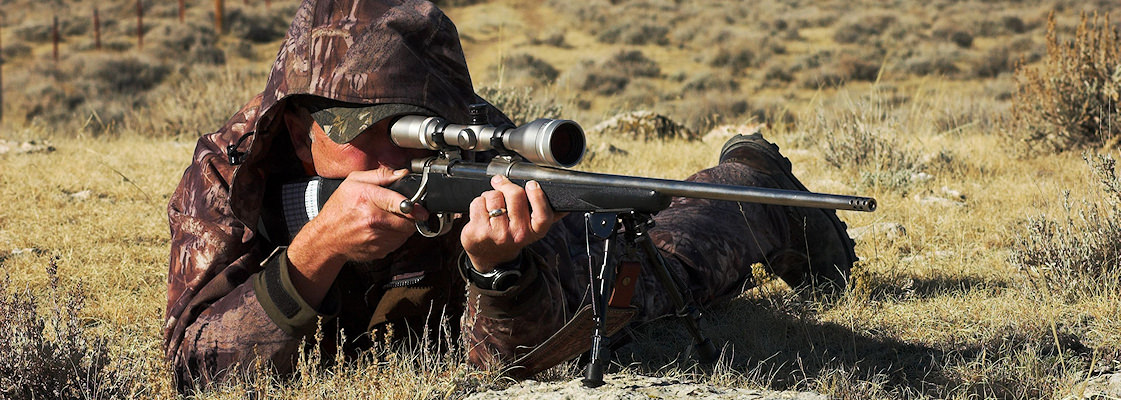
[491,270,523,291]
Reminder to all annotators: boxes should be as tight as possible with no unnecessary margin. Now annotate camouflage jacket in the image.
[165,0,804,390]
[162,0,531,386]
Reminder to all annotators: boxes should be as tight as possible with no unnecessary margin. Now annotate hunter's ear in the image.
[284,105,314,166]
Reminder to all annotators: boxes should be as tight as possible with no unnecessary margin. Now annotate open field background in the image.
[1,0,1120,398]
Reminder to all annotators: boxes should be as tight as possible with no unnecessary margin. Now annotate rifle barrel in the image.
[431,159,877,212]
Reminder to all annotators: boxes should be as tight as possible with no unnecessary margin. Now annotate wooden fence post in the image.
[94,7,101,50]
[137,0,144,50]
[215,0,225,35]
[179,0,186,23]
[266,0,271,10]
[52,16,59,62]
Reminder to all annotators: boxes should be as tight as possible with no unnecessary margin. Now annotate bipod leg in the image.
[630,216,719,363]
[583,213,620,388]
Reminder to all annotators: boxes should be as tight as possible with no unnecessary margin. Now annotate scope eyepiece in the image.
[390,115,586,168]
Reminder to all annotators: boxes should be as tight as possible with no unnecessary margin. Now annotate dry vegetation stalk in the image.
[1011,12,1121,153]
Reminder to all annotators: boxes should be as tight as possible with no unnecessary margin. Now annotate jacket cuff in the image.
[463,249,546,319]
[252,247,341,336]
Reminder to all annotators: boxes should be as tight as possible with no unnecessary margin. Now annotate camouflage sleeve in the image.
[164,130,339,388]
[460,216,592,370]
[172,248,341,386]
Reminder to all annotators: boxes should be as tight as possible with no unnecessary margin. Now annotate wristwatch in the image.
[460,253,523,291]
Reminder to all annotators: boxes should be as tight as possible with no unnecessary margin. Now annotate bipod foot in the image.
[693,337,718,364]
[582,336,609,388]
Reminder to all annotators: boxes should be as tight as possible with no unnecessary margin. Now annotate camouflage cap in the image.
[302,97,434,144]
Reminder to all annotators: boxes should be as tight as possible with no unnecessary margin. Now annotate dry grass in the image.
[2,0,1121,399]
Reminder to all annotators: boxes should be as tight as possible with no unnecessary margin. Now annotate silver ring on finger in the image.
[488,208,508,218]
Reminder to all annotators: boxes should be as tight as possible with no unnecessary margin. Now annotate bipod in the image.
[582,211,719,388]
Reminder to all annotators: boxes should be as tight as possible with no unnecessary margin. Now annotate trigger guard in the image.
[416,212,455,238]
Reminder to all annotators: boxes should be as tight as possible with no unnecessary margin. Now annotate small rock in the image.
[848,222,907,241]
[589,111,699,141]
[939,186,965,201]
[914,194,965,207]
[583,143,629,162]
[910,172,934,184]
[69,190,93,200]
[1081,372,1121,398]
[0,139,55,155]
[702,123,768,143]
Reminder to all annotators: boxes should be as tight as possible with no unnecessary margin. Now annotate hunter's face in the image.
[308,117,433,179]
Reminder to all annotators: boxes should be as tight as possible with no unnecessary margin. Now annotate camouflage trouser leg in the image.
[637,160,799,322]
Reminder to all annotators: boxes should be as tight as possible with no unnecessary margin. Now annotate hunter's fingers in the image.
[348,169,427,220]
[349,168,409,186]
[481,190,509,235]
[491,175,529,231]
[525,180,556,235]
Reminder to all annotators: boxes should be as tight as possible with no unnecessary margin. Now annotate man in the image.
[164,0,856,389]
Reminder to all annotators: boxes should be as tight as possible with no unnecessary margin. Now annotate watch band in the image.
[460,253,523,291]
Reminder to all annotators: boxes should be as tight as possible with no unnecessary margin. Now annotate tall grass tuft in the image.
[1010,12,1121,153]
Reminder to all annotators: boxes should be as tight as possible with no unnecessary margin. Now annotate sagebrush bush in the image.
[559,50,659,96]
[490,53,559,86]
[832,11,896,44]
[899,46,962,77]
[1011,153,1121,297]
[1010,12,1120,153]
[596,21,669,46]
[226,7,290,43]
[0,259,132,398]
[817,102,923,193]
[149,22,226,65]
[477,86,563,126]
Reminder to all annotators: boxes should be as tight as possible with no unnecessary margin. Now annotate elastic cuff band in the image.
[466,249,547,319]
[253,247,341,335]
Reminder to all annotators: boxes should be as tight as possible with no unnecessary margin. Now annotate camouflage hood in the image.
[257,0,480,122]
[229,0,487,225]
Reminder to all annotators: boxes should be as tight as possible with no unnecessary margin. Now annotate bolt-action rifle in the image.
[278,105,876,387]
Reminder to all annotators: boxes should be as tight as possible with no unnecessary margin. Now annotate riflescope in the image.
[390,110,586,168]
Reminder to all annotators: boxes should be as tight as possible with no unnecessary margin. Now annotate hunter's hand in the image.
[462,175,561,273]
[286,168,427,306]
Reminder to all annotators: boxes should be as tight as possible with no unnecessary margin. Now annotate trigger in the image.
[416,212,455,238]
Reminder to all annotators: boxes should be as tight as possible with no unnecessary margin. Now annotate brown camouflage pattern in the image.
[165,0,818,391]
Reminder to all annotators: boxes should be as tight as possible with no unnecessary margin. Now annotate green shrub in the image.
[1010,13,1120,153]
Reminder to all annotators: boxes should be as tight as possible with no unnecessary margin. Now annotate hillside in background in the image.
[0,0,1117,136]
